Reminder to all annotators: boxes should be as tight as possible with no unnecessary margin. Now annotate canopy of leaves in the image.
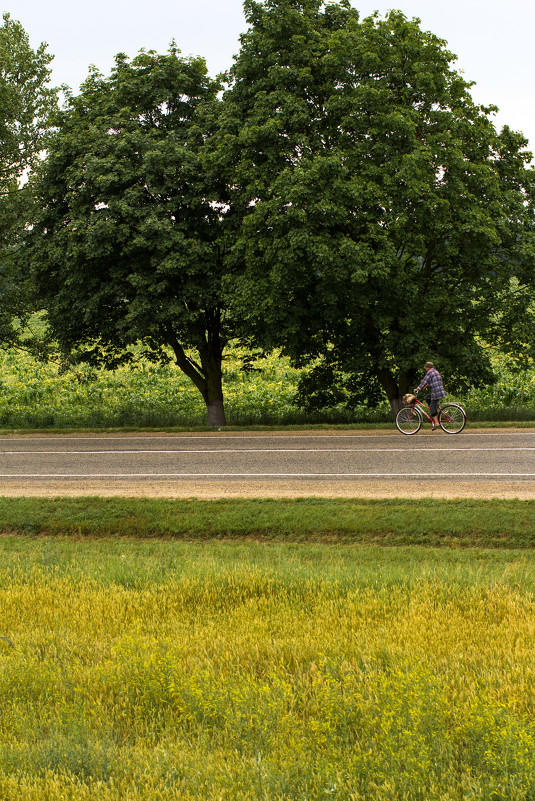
[0,13,56,190]
[0,13,57,349]
[27,49,237,422]
[219,0,535,406]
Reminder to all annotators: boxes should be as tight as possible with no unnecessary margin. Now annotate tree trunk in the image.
[388,396,405,417]
[376,367,412,419]
[199,313,227,427]
[166,313,227,427]
[206,399,226,427]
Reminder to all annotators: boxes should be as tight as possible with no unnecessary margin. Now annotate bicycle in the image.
[395,394,467,435]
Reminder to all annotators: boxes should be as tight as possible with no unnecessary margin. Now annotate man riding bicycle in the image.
[414,362,445,431]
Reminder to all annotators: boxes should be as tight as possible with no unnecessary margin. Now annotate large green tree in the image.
[27,49,236,426]
[0,13,56,348]
[219,0,535,413]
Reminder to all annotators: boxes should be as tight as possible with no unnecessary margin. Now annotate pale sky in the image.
[7,0,535,149]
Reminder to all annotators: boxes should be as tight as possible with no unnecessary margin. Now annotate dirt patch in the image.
[2,479,534,500]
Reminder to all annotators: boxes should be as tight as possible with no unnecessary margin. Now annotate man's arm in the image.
[414,377,427,393]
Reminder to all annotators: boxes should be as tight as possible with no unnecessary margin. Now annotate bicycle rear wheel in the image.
[438,404,466,433]
[396,406,422,435]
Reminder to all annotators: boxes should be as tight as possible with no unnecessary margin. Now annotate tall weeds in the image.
[1,344,534,428]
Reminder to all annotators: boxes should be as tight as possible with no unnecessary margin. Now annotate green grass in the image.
[3,538,535,798]
[1,497,535,548]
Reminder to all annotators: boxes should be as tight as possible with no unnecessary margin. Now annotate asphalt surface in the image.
[1,429,535,498]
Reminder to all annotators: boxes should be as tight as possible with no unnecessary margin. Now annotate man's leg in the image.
[429,398,439,428]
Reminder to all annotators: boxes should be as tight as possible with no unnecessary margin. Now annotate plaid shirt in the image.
[416,368,445,400]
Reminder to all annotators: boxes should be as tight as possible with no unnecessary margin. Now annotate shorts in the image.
[425,395,442,417]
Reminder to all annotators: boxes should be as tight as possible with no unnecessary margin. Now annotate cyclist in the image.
[414,361,445,431]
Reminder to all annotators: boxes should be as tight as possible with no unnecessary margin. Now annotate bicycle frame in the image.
[411,399,434,421]
[411,399,465,424]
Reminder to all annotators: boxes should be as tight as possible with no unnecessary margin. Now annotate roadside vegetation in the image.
[1,345,534,429]
[2,536,535,800]
[1,497,535,548]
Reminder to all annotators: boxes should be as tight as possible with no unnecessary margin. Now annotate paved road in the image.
[1,430,534,498]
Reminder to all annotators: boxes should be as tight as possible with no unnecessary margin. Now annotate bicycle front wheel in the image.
[396,406,422,435]
[438,404,466,433]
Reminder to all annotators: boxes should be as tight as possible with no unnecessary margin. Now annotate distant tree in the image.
[218,0,535,414]
[27,49,238,426]
[0,13,57,348]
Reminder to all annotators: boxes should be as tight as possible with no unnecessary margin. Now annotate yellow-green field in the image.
[2,538,535,799]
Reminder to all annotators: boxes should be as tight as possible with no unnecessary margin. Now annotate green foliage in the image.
[0,13,56,190]
[0,14,57,349]
[0,342,534,428]
[25,48,237,425]
[219,0,535,407]
[0,344,308,427]
[294,359,385,411]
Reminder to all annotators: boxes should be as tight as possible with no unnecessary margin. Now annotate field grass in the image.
[2,536,535,799]
[1,343,534,429]
[2,496,535,548]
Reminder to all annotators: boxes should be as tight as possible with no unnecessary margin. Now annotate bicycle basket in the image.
[403,393,417,405]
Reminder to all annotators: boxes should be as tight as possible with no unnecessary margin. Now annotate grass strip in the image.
[0,497,534,547]
[2,421,535,435]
